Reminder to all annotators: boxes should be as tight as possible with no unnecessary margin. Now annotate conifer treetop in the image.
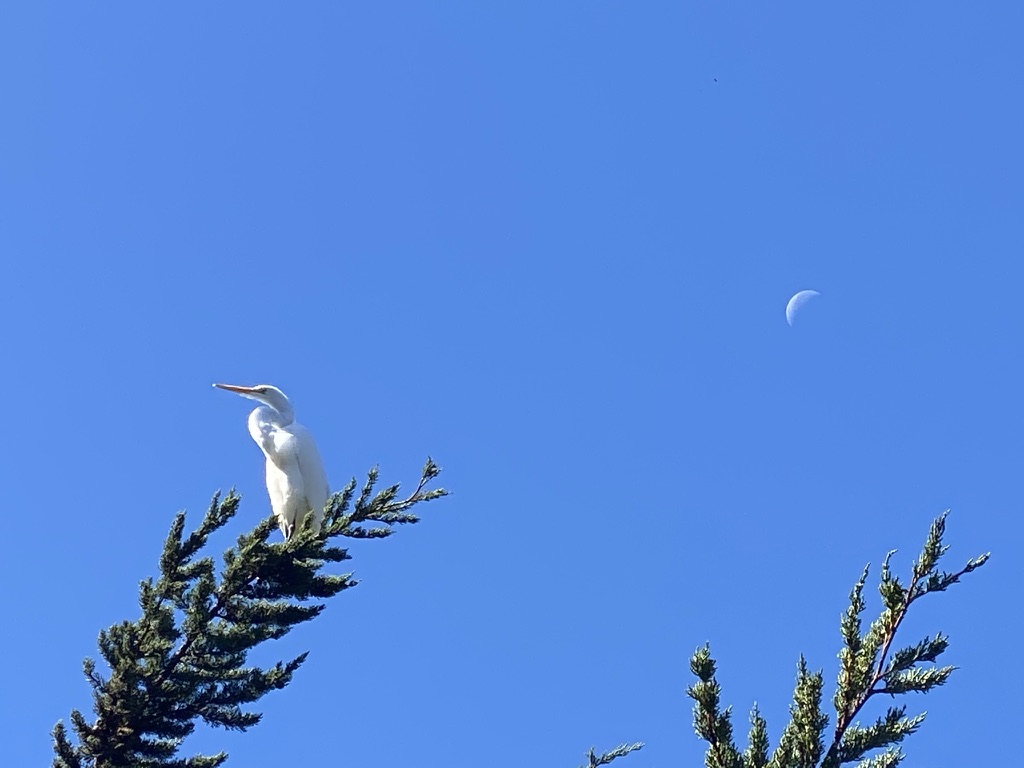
[686,511,988,768]
[53,458,447,768]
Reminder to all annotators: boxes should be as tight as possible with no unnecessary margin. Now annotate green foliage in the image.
[51,476,985,768]
[744,705,770,768]
[686,512,987,768]
[53,459,447,768]
[687,645,743,768]
[770,657,828,768]
[579,742,644,768]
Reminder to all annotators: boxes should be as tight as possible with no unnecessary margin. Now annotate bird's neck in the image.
[253,404,294,428]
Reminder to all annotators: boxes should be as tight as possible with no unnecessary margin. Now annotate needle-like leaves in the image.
[688,644,743,768]
[768,657,828,768]
[686,512,987,768]
[53,459,447,768]
[579,742,645,768]
[744,705,770,768]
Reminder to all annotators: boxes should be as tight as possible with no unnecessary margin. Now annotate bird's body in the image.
[215,383,330,538]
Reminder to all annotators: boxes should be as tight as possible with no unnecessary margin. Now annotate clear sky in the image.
[2,3,1020,766]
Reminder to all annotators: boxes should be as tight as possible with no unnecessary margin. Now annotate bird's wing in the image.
[262,425,312,536]
[247,407,281,456]
[264,459,297,537]
[290,422,331,530]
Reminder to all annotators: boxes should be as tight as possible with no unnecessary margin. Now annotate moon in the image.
[785,290,820,326]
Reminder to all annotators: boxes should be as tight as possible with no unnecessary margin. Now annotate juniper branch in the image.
[688,644,743,768]
[768,657,828,768]
[579,742,644,768]
[53,459,447,768]
[686,512,987,768]
[744,705,770,768]
[821,512,988,768]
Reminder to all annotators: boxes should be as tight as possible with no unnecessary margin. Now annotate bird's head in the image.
[213,383,294,418]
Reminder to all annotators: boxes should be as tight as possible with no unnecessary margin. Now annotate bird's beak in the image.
[213,383,257,395]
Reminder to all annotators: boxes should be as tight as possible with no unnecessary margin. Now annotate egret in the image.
[213,383,330,539]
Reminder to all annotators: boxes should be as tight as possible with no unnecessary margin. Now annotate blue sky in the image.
[2,3,1020,765]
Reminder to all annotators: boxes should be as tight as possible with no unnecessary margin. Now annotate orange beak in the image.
[213,383,258,394]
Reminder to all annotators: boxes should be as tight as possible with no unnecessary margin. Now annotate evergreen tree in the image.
[54,474,986,768]
[565,515,985,768]
[685,512,988,768]
[53,459,447,768]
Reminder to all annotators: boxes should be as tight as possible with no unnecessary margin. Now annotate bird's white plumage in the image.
[215,383,330,538]
[785,289,820,326]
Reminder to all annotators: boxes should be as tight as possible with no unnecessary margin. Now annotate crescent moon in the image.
[785,290,820,326]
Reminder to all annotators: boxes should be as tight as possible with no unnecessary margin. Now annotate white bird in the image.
[214,383,330,539]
